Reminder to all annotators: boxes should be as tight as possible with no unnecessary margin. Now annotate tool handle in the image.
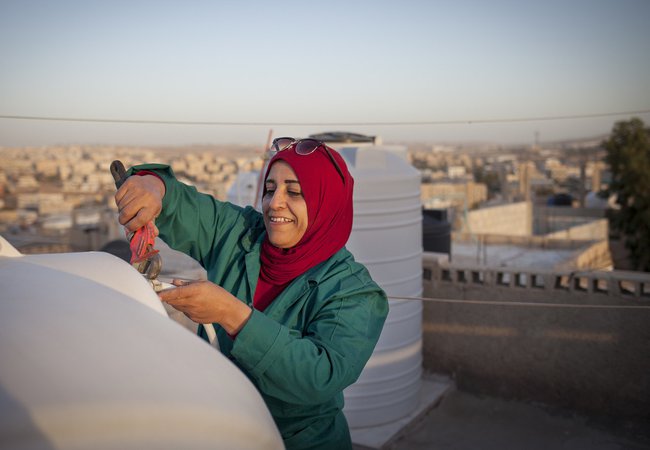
[110,160,128,189]
[110,160,134,240]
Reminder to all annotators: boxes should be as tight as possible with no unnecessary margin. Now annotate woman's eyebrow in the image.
[265,179,300,186]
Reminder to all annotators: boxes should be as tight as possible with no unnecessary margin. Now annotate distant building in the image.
[454,201,611,271]
[447,165,467,179]
[421,181,488,211]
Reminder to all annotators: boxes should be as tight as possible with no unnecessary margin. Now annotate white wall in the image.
[464,201,532,236]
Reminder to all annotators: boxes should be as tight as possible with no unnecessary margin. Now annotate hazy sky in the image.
[1,0,649,147]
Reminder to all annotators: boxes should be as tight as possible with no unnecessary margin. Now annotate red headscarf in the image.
[254,144,354,310]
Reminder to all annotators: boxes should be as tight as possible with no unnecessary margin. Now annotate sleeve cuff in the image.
[134,170,163,182]
[231,309,290,378]
[126,164,179,216]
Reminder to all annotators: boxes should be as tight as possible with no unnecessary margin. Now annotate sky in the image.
[1,0,649,148]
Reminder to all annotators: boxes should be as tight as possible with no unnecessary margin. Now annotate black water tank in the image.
[100,239,131,262]
[547,193,573,206]
[422,209,451,254]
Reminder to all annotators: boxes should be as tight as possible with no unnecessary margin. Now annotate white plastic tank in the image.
[339,146,423,428]
[0,236,284,450]
[227,171,260,207]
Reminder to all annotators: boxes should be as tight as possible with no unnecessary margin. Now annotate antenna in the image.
[253,129,274,209]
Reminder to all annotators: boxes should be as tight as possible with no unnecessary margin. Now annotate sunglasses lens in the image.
[294,139,321,155]
[273,137,295,152]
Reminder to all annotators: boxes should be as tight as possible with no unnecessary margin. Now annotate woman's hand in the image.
[115,175,165,232]
[159,279,253,335]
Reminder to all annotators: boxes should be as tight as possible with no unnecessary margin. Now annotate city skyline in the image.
[1,0,650,147]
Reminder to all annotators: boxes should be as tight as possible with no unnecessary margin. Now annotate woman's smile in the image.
[269,216,294,223]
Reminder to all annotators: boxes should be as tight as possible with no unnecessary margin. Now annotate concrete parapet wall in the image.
[464,201,532,236]
[420,252,650,419]
[555,240,613,271]
[543,218,609,241]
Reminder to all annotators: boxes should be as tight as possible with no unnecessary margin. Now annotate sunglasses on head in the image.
[271,137,345,183]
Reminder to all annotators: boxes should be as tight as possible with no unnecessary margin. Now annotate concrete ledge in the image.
[423,252,650,299]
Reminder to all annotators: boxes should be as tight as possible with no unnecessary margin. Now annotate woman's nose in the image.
[269,189,286,209]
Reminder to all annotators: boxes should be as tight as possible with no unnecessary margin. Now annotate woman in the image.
[115,138,389,450]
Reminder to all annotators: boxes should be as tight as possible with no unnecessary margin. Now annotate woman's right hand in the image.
[159,279,253,335]
[114,174,166,232]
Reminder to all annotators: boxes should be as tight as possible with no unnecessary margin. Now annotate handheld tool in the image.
[110,161,218,348]
[110,160,163,282]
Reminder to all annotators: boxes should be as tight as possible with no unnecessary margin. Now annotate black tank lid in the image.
[308,131,376,143]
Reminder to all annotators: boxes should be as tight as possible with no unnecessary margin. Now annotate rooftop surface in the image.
[452,242,577,269]
[374,385,650,450]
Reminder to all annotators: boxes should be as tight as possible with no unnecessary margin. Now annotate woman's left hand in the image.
[159,280,252,335]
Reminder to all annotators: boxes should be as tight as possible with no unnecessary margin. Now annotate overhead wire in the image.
[0,109,649,127]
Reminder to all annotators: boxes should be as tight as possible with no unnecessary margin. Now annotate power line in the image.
[0,109,649,127]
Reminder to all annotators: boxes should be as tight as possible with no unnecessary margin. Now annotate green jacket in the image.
[133,164,389,450]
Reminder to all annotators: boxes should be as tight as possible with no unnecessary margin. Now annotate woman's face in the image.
[262,161,308,249]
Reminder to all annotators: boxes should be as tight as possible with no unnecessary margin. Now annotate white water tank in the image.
[227,171,261,208]
[0,237,283,450]
[340,146,423,428]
